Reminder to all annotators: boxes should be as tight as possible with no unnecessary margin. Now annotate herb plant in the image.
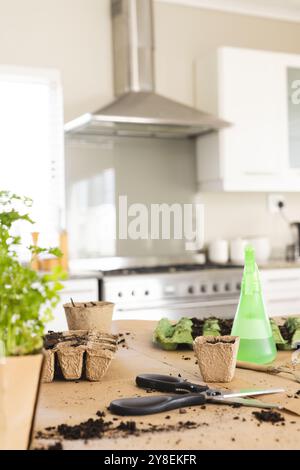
[0,191,65,356]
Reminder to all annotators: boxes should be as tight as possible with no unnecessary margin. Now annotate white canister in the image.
[248,237,271,263]
[230,238,248,265]
[208,239,229,264]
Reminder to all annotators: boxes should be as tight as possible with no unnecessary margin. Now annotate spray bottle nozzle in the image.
[244,244,256,273]
[245,244,255,264]
[243,245,260,293]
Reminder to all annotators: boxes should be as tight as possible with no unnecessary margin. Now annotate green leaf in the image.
[0,191,64,356]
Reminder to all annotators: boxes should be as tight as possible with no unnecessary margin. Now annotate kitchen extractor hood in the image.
[65,0,229,139]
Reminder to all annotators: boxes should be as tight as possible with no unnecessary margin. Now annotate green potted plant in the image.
[0,191,64,450]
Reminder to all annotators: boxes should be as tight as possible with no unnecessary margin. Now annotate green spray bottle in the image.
[231,245,277,364]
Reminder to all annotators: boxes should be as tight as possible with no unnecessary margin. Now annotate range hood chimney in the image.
[65,0,229,139]
[112,0,155,96]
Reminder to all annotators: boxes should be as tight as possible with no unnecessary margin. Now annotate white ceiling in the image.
[158,0,300,23]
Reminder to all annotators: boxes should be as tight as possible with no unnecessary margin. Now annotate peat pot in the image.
[64,301,114,332]
[194,336,240,383]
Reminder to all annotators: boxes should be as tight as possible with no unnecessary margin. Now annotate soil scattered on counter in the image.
[32,441,63,451]
[252,410,285,424]
[117,421,137,434]
[118,332,130,348]
[35,410,205,443]
[57,418,113,440]
[288,392,300,399]
[47,442,63,450]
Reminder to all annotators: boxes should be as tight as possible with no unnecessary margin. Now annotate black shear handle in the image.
[136,374,208,394]
[109,393,206,416]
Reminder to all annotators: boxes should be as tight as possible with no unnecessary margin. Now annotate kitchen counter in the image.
[33,321,300,450]
[260,261,300,270]
[66,261,300,280]
[67,271,103,280]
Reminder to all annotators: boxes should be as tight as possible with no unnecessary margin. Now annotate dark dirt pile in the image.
[277,325,293,343]
[35,411,204,443]
[57,418,113,440]
[44,331,88,349]
[252,410,285,424]
[32,441,63,451]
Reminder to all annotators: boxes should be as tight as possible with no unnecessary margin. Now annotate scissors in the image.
[109,374,285,416]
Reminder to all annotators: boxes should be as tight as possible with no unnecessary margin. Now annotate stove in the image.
[100,262,243,321]
[103,263,240,276]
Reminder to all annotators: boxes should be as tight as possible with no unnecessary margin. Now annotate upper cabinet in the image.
[196,47,300,191]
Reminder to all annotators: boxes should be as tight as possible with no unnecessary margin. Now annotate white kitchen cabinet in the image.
[46,278,99,332]
[196,47,300,191]
[260,269,300,317]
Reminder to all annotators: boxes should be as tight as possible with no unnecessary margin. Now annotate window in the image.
[0,66,64,253]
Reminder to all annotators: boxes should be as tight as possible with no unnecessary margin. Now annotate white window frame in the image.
[0,65,65,251]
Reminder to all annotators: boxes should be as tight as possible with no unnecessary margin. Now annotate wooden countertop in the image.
[33,321,300,450]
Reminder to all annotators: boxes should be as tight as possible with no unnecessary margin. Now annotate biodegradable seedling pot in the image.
[56,343,85,380]
[64,301,114,332]
[85,345,115,381]
[41,349,55,383]
[41,330,118,382]
[193,335,240,383]
[0,354,43,450]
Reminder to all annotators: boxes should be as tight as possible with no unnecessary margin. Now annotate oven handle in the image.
[117,298,238,312]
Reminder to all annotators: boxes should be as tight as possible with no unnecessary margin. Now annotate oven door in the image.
[113,297,238,321]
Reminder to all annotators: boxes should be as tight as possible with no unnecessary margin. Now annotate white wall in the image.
[1,0,300,255]
[196,192,299,258]
[0,0,114,122]
[2,1,300,123]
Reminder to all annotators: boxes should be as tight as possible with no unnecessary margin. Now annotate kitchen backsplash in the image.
[195,192,299,259]
[66,136,197,258]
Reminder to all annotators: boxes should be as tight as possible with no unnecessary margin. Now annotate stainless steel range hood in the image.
[65,0,229,139]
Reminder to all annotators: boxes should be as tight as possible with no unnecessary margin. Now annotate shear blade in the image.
[210,396,282,409]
